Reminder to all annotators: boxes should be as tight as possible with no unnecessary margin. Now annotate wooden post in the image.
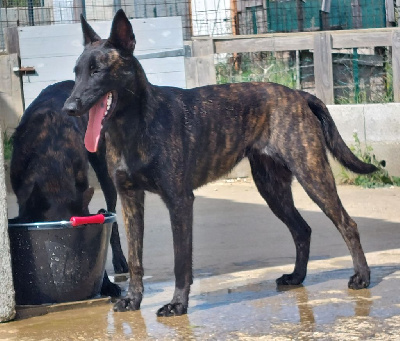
[391,30,400,102]
[230,0,238,35]
[73,0,86,21]
[351,0,362,29]
[0,54,25,130]
[385,0,395,26]
[192,38,215,57]
[313,32,334,104]
[3,28,24,112]
[186,39,216,88]
[188,0,193,37]
[296,0,304,32]
[295,50,301,89]
[4,27,20,56]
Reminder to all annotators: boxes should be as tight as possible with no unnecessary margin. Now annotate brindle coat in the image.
[64,10,377,316]
[11,81,128,296]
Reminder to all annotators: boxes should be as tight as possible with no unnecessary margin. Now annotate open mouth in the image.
[85,91,117,153]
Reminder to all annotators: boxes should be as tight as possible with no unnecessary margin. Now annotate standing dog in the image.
[11,81,128,295]
[64,10,377,316]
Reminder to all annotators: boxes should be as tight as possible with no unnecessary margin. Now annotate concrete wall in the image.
[0,125,15,322]
[327,103,400,177]
[0,54,24,135]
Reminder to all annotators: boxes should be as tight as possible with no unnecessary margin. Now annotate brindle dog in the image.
[64,10,377,316]
[11,81,128,296]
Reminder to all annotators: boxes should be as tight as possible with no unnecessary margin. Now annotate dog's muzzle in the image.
[63,98,83,116]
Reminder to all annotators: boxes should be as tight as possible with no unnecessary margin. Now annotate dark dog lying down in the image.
[64,10,377,316]
[11,80,128,296]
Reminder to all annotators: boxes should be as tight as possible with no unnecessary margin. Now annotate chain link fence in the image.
[0,0,397,103]
[1,0,395,46]
[215,45,393,104]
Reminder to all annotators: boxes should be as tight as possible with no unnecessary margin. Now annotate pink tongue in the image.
[85,94,109,153]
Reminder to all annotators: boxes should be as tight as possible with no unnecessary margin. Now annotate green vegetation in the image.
[1,0,42,8]
[216,53,297,88]
[339,132,400,188]
[3,132,13,160]
[335,78,393,105]
[334,52,393,104]
[217,51,394,105]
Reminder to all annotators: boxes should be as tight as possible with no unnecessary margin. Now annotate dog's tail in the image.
[300,91,378,174]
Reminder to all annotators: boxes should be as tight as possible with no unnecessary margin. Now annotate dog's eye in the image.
[90,68,100,76]
[89,64,99,76]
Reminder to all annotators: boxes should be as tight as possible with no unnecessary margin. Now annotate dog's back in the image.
[11,81,92,222]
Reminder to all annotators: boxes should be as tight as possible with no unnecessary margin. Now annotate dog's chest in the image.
[105,132,158,192]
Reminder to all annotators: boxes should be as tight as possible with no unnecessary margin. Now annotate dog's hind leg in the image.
[157,192,194,317]
[101,270,121,297]
[249,152,311,285]
[88,149,129,274]
[290,149,370,289]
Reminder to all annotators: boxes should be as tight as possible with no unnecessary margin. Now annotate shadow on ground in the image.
[133,194,400,283]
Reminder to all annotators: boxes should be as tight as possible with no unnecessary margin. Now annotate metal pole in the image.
[353,48,360,102]
[113,0,121,14]
[251,6,257,34]
[28,0,35,26]
[266,0,271,32]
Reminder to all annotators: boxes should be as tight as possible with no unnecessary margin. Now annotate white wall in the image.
[18,16,185,107]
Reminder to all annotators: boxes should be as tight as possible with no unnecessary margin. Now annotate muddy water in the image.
[1,249,400,340]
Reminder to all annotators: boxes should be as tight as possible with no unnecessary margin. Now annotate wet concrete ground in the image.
[1,249,400,340]
[2,181,400,340]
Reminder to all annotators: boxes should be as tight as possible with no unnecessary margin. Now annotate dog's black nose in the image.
[63,98,82,116]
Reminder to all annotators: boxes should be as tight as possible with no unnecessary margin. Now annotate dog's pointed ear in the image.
[108,9,136,53]
[23,183,50,220]
[81,14,101,45]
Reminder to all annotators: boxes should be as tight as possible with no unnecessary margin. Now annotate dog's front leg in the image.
[113,189,145,312]
[88,151,129,274]
[157,193,194,317]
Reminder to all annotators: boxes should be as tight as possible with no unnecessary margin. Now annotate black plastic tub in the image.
[8,213,115,305]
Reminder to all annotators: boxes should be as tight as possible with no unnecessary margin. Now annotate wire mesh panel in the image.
[265,0,387,33]
[126,0,192,39]
[191,0,232,36]
[0,0,397,104]
[1,0,396,49]
[215,51,316,93]
[215,45,394,104]
[333,46,393,104]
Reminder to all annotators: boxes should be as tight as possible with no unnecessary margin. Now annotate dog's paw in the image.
[113,255,129,274]
[276,273,303,286]
[113,294,142,312]
[156,303,187,317]
[348,272,370,290]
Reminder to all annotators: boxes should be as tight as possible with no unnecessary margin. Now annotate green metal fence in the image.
[266,0,387,33]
